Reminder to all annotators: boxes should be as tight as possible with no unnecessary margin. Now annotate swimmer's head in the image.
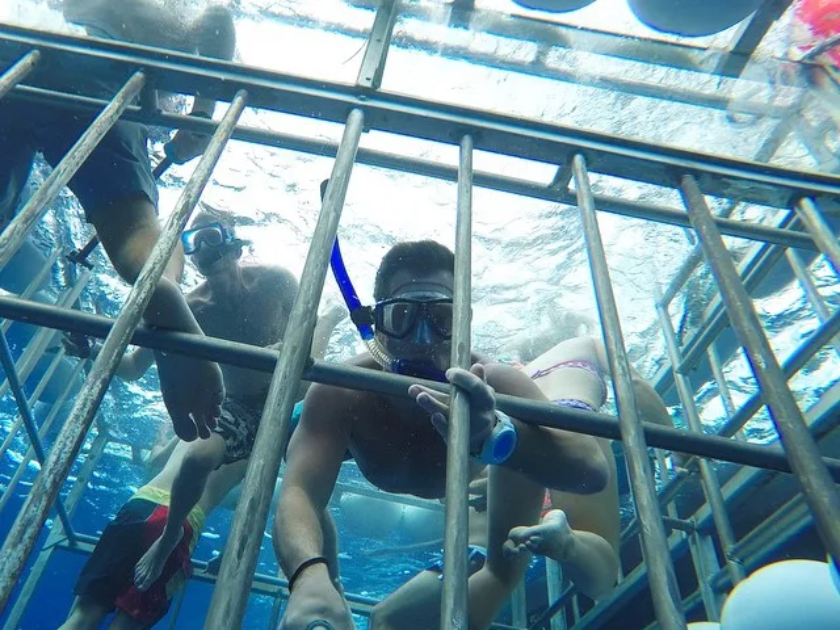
[373,241,455,371]
[186,208,245,275]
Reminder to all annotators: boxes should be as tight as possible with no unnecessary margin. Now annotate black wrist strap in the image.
[288,556,329,592]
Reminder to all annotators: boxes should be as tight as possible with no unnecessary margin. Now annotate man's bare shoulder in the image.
[245,265,297,290]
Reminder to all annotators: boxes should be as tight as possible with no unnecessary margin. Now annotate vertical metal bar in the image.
[0,90,248,614]
[794,197,840,275]
[0,342,73,472]
[545,560,566,630]
[166,581,189,630]
[572,154,686,630]
[786,249,840,356]
[655,285,746,589]
[356,0,399,90]
[0,359,87,515]
[707,345,737,419]
[686,532,723,621]
[440,133,474,630]
[0,329,75,539]
[680,174,840,563]
[0,50,41,101]
[0,72,146,270]
[2,431,109,630]
[203,108,364,629]
[511,582,527,628]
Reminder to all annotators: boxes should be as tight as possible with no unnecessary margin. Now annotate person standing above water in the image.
[2,0,236,441]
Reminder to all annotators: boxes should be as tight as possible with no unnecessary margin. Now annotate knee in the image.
[368,605,395,630]
[181,443,223,476]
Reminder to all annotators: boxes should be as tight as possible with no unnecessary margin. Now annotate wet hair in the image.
[189,203,232,230]
[374,241,455,300]
[192,5,236,60]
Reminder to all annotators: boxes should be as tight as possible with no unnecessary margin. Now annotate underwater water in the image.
[2,0,840,628]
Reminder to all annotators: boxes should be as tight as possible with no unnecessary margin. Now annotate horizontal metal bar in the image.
[0,49,39,100]
[5,301,840,478]
[4,84,821,253]
[2,25,839,206]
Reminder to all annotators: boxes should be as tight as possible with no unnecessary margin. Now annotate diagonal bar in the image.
[0,89,248,614]
[0,329,75,539]
[203,108,366,629]
[0,49,40,101]
[680,174,840,564]
[0,71,145,270]
[572,154,686,630]
[795,197,840,275]
[440,133,474,630]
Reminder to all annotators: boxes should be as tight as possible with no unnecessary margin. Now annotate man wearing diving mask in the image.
[275,240,608,630]
[60,209,346,630]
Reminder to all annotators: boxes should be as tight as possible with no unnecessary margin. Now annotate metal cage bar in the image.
[0,72,145,270]
[0,359,88,517]
[0,89,248,614]
[440,133,475,630]
[0,49,39,100]
[4,84,824,255]
[655,285,747,589]
[0,328,75,539]
[356,0,399,90]
[2,293,839,481]
[795,197,840,274]
[572,154,685,629]
[204,108,364,629]
[0,271,91,400]
[680,174,840,563]
[2,27,840,207]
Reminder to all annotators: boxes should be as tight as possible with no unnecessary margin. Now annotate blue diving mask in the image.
[329,237,449,383]
[181,222,239,255]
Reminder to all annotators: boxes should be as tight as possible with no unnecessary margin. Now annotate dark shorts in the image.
[0,84,158,226]
[75,490,201,626]
[212,398,264,465]
[426,545,487,579]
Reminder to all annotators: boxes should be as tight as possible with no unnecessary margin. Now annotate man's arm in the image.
[273,383,350,587]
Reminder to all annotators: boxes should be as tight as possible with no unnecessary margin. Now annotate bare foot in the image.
[504,509,576,562]
[155,350,224,442]
[134,527,184,592]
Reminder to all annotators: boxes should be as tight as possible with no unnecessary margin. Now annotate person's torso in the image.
[187,267,291,404]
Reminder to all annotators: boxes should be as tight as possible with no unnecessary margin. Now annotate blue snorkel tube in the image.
[330,238,374,341]
[322,180,445,382]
